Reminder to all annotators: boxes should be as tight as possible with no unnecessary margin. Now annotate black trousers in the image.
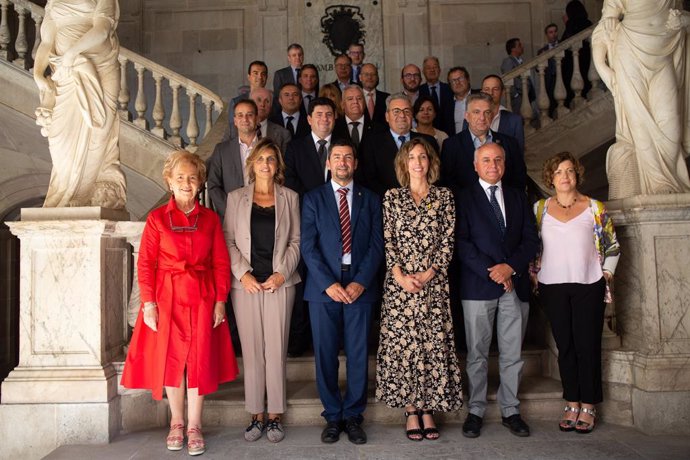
[539,277,606,404]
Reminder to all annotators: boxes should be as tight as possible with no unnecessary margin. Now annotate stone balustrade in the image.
[0,0,224,152]
[502,25,601,133]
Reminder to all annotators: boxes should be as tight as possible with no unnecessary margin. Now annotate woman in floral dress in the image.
[376,137,463,441]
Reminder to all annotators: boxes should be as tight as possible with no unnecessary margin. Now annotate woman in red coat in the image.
[121,150,238,456]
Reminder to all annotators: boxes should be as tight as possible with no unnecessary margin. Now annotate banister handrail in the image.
[1,0,225,149]
[502,24,595,82]
[119,48,223,112]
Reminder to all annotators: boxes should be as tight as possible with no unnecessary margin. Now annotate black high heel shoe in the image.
[421,409,439,440]
[404,410,423,441]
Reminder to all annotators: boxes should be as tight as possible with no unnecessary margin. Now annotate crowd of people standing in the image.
[120,1,620,454]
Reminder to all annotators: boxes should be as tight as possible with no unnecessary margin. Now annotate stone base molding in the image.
[0,208,132,459]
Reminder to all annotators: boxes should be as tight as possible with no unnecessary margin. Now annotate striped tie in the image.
[489,185,506,234]
[338,187,351,255]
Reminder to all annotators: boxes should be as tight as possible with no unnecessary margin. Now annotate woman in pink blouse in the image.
[532,152,620,434]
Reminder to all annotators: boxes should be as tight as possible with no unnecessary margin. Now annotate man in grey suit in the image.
[251,87,291,154]
[456,143,539,439]
[207,99,260,219]
[481,75,525,154]
[273,43,304,95]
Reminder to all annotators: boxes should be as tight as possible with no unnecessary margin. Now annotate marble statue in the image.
[33,0,126,209]
[592,0,690,199]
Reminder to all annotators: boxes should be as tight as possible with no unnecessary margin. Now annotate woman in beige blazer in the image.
[224,139,301,443]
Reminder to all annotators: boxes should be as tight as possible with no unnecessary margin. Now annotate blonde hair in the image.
[246,138,286,185]
[319,83,344,118]
[162,150,207,184]
[394,137,440,187]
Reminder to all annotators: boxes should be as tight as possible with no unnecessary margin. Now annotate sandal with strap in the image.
[576,407,596,434]
[186,426,206,456]
[559,405,581,432]
[404,410,423,442]
[166,423,184,451]
[421,409,440,440]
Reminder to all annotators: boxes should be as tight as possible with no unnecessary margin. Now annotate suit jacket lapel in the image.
[350,184,363,236]
[322,184,341,230]
[274,184,285,232]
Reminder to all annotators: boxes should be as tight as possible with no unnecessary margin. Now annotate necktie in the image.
[295,67,301,83]
[305,94,313,112]
[338,187,352,255]
[285,115,295,136]
[350,121,360,148]
[354,66,360,82]
[256,126,262,140]
[317,139,327,170]
[430,85,439,106]
[398,135,406,148]
[489,185,506,234]
[367,92,375,120]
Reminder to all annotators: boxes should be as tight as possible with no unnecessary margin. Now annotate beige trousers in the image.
[231,285,295,414]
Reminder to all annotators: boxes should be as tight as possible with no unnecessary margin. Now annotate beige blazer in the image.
[224,182,301,288]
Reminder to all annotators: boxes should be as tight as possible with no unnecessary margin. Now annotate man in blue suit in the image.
[441,93,526,193]
[301,139,384,445]
[419,56,454,132]
[456,142,539,439]
[481,74,525,154]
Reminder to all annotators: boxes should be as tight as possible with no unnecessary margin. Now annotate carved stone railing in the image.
[0,0,224,151]
[502,25,602,134]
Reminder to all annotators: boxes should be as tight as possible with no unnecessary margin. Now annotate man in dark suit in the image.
[284,97,339,197]
[270,83,310,140]
[400,63,422,106]
[225,60,268,141]
[273,43,303,95]
[301,139,383,445]
[332,85,378,156]
[359,63,389,125]
[500,38,536,116]
[360,93,438,197]
[440,93,526,192]
[481,75,525,154]
[251,87,291,154]
[456,142,539,439]
[347,43,365,83]
[331,54,355,93]
[299,64,320,114]
[419,56,454,132]
[207,99,260,218]
[283,97,339,357]
[443,66,474,135]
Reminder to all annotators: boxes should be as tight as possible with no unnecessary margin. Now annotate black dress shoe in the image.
[502,414,530,437]
[343,418,367,444]
[321,421,342,443]
[462,413,483,438]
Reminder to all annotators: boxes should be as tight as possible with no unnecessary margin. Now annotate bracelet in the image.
[143,302,157,312]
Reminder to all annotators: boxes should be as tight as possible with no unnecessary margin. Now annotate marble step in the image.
[246,347,547,383]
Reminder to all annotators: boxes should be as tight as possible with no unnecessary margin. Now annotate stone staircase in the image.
[116,347,564,432]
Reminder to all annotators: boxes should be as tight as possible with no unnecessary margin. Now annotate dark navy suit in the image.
[301,182,384,423]
[440,129,526,192]
[420,81,454,132]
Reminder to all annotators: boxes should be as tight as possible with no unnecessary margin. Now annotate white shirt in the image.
[478,178,506,222]
[311,132,333,181]
[238,135,258,186]
[330,179,354,264]
[282,111,300,132]
[490,105,507,132]
[345,115,365,140]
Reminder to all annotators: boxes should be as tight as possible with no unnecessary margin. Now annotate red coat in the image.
[121,198,238,400]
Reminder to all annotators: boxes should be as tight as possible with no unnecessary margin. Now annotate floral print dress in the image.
[376,186,463,411]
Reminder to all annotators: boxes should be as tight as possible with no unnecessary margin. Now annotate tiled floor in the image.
[45,420,690,460]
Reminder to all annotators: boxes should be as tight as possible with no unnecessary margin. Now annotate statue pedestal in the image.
[605,194,690,434]
[0,208,131,459]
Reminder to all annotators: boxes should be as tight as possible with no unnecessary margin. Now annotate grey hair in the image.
[465,92,495,112]
[385,92,412,110]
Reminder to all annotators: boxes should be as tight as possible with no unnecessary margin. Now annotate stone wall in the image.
[118,0,603,100]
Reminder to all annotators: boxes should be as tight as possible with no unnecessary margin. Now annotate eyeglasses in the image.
[169,213,199,232]
[449,77,467,84]
[389,108,413,117]
[402,73,421,80]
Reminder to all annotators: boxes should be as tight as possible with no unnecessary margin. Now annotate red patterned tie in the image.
[338,187,351,255]
[367,92,375,120]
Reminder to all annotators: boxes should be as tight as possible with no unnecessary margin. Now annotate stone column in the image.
[0,207,131,459]
[606,194,690,434]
